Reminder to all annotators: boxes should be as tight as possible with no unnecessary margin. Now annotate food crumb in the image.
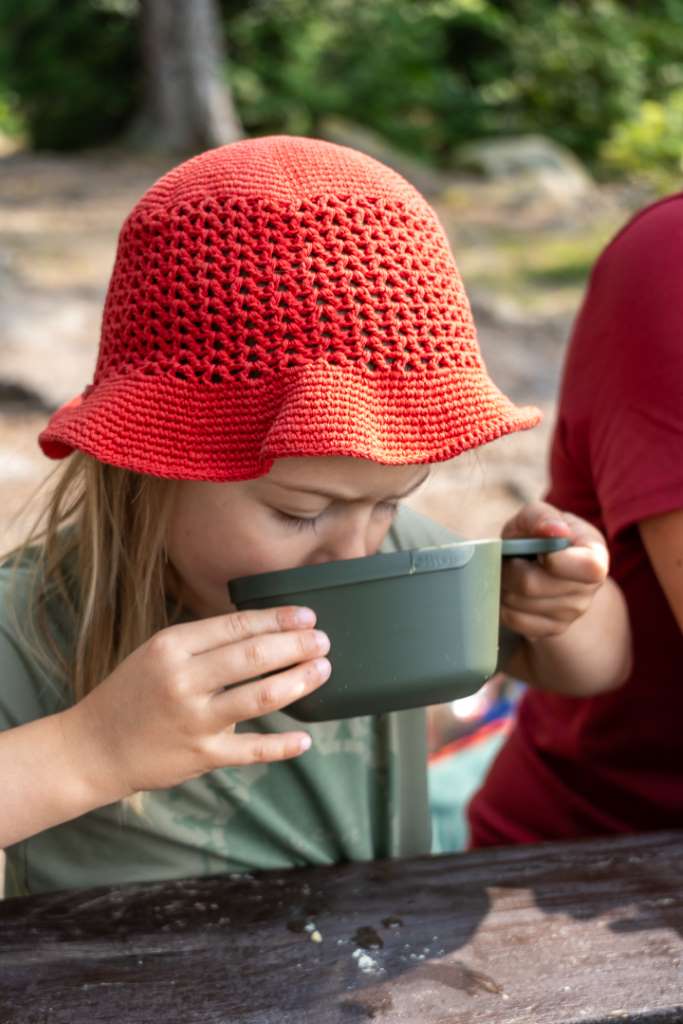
[357,953,385,975]
[352,947,385,975]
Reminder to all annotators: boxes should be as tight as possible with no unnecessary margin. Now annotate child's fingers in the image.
[209,656,331,725]
[212,729,315,766]
[538,543,608,584]
[502,504,609,579]
[150,605,317,658]
[501,501,573,540]
[502,557,602,598]
[503,559,571,598]
[501,589,587,622]
[500,606,572,640]
[191,628,330,693]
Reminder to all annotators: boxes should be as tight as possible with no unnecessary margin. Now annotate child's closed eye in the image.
[272,501,400,532]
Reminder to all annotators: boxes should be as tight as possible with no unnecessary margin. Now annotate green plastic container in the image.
[228,537,569,722]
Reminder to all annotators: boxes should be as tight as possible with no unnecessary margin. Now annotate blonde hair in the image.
[3,452,179,704]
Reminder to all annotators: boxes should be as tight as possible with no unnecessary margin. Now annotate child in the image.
[0,136,630,895]
[469,192,683,847]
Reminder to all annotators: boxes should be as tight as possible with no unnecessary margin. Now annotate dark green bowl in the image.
[228,537,569,722]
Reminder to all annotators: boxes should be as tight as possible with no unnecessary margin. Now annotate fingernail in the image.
[311,656,331,679]
[313,630,330,652]
[299,735,312,753]
[292,607,316,627]
[540,519,569,535]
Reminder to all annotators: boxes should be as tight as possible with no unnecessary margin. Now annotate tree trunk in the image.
[136,0,242,153]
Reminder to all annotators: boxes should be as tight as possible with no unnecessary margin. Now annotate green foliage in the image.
[2,0,683,185]
[222,0,683,172]
[0,86,25,140]
[0,0,139,150]
[631,2,683,97]
[505,0,648,161]
[224,0,513,160]
[601,89,683,190]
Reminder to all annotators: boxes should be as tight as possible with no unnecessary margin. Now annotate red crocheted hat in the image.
[39,135,540,479]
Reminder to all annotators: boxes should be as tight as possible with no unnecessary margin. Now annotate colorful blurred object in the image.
[428,675,525,852]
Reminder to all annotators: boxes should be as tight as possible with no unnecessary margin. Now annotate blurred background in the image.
[0,0,681,848]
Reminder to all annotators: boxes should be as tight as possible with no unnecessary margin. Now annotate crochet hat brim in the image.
[39,362,541,480]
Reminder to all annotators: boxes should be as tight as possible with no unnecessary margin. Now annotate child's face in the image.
[166,456,429,619]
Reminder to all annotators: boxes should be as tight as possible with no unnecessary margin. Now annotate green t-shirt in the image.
[1,507,512,896]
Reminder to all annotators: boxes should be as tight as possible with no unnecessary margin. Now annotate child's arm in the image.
[499,502,632,696]
[0,710,129,850]
[0,606,329,849]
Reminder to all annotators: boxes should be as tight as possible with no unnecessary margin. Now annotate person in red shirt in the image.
[469,193,683,845]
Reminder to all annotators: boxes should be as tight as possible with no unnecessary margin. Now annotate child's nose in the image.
[312,530,370,564]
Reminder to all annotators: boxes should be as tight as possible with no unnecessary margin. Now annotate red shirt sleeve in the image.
[550,194,683,539]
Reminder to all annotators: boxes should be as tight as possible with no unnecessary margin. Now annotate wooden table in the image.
[1,831,682,1023]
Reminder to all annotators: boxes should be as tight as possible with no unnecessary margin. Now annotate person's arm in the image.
[639,508,683,632]
[0,709,128,850]
[1,605,330,849]
[498,502,632,696]
[502,574,631,695]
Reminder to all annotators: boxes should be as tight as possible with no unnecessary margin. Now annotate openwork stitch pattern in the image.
[40,136,540,480]
[99,195,480,386]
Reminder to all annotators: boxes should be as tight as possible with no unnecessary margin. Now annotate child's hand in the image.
[500,501,609,640]
[67,607,330,800]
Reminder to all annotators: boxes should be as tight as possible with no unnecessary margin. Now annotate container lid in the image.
[229,540,481,603]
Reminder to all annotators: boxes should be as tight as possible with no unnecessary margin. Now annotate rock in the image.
[452,134,596,211]
[0,287,99,409]
[319,117,449,197]
[0,269,101,411]
[0,447,39,481]
[0,380,55,414]
[0,130,23,159]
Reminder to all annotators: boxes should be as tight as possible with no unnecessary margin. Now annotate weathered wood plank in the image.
[1,831,682,1023]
